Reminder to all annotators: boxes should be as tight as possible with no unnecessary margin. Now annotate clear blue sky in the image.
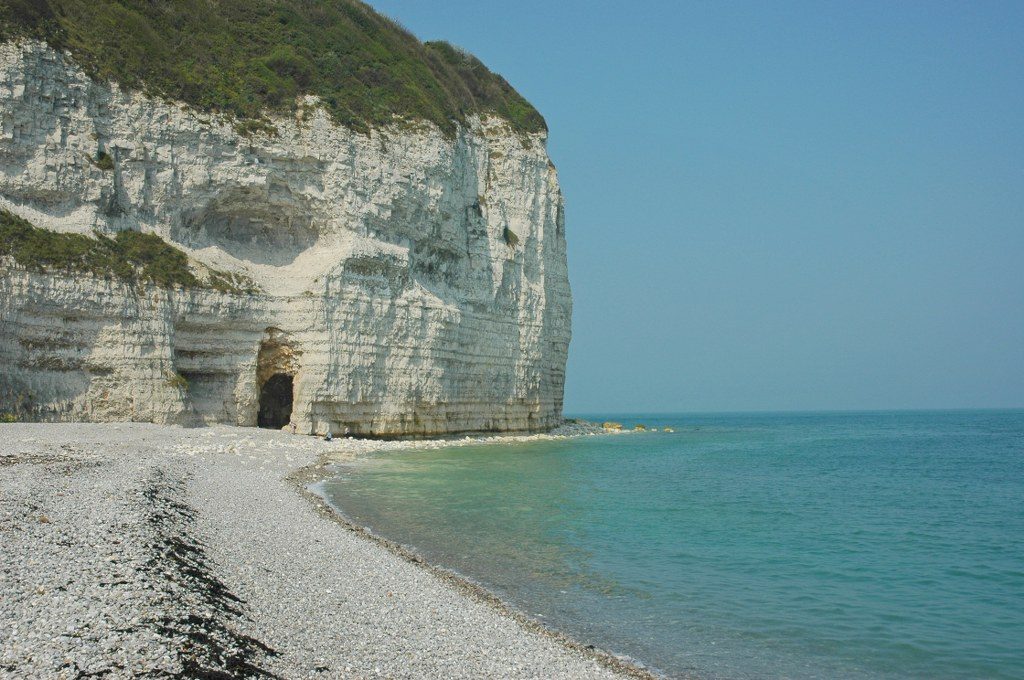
[371,0,1024,413]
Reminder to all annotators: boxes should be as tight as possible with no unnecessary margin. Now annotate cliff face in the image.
[0,41,571,436]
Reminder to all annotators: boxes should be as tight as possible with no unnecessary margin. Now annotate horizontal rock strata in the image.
[0,41,571,436]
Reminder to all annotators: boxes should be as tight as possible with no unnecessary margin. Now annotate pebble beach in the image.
[0,422,644,679]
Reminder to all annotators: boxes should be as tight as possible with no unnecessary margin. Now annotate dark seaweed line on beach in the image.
[129,469,279,679]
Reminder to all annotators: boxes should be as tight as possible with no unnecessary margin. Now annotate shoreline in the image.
[292,439,660,680]
[295,466,659,680]
[0,422,659,679]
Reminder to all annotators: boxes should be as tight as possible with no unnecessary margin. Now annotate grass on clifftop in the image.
[0,209,255,293]
[0,0,546,136]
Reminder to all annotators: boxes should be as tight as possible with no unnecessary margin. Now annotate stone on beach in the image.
[0,422,635,679]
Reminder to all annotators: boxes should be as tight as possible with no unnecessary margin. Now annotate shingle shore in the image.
[0,423,647,679]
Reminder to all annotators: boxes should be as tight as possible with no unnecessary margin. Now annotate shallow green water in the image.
[319,411,1024,679]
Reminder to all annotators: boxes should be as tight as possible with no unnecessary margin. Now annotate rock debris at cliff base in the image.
[0,423,632,679]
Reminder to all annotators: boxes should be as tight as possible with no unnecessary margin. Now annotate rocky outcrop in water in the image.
[0,40,571,436]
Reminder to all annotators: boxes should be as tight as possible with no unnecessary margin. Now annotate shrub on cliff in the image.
[503,227,520,248]
[0,0,546,136]
[0,210,199,287]
[93,150,115,171]
[0,209,254,292]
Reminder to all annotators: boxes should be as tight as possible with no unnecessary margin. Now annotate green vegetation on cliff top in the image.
[0,209,256,293]
[0,0,546,135]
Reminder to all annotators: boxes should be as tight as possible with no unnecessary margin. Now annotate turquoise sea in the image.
[319,411,1024,679]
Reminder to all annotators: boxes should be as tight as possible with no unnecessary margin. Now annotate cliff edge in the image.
[0,2,571,436]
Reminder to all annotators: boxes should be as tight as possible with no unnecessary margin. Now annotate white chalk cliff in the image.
[0,41,571,436]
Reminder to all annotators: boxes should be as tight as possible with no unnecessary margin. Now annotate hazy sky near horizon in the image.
[372,0,1024,413]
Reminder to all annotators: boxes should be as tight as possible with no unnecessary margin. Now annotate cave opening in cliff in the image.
[258,374,293,429]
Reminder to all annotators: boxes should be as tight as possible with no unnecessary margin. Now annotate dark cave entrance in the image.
[257,373,294,429]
